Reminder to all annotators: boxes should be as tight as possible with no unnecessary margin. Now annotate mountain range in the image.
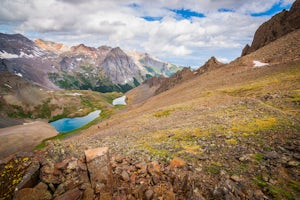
[0,34,182,93]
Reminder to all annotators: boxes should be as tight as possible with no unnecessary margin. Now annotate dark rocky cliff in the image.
[242,0,300,56]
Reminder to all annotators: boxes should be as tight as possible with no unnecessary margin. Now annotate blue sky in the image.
[0,0,294,67]
[251,1,291,16]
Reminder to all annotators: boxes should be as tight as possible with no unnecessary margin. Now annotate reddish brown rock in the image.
[55,159,69,170]
[54,188,82,200]
[40,164,62,184]
[83,186,94,200]
[169,157,186,168]
[85,147,108,162]
[84,147,113,197]
[121,170,130,182]
[14,183,52,200]
[145,189,154,200]
[114,155,124,163]
[135,162,147,174]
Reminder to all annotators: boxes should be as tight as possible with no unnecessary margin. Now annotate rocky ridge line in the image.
[242,0,300,56]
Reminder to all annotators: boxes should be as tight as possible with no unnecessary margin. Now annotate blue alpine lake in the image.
[50,110,101,133]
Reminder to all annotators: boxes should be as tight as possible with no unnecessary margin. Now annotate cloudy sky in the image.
[0,0,294,67]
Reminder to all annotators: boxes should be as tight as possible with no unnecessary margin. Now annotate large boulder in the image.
[14,182,52,200]
[84,147,113,199]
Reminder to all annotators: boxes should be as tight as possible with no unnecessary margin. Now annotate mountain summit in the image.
[242,0,300,56]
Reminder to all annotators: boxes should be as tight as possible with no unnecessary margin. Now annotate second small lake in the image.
[50,110,101,133]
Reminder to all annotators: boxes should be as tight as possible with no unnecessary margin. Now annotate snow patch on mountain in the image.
[0,51,19,59]
[15,72,23,77]
[253,60,269,67]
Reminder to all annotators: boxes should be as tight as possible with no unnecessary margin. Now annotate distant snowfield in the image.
[66,92,82,96]
[0,51,19,59]
[113,95,127,105]
[0,49,45,59]
[253,60,269,67]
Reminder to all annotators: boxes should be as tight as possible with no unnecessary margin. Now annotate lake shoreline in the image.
[50,110,101,133]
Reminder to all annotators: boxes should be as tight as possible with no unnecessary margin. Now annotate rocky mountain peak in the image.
[0,33,46,59]
[71,44,96,52]
[70,44,97,58]
[34,39,70,54]
[0,33,32,44]
[207,56,222,65]
[109,47,124,55]
[242,0,300,56]
[97,45,112,51]
[197,56,223,74]
[102,46,141,85]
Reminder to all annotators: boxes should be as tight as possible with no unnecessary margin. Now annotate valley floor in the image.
[0,121,58,159]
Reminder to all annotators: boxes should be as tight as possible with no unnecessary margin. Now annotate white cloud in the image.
[0,0,293,66]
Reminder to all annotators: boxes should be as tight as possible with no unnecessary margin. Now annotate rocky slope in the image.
[138,56,223,96]
[242,0,300,56]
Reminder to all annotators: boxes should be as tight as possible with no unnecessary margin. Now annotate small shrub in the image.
[153,109,174,118]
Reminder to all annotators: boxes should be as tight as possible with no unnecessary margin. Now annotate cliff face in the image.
[102,47,141,84]
[242,0,300,56]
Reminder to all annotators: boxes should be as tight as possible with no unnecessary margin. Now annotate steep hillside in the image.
[242,0,300,56]
[67,29,299,199]
[130,56,223,98]
[62,27,299,199]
